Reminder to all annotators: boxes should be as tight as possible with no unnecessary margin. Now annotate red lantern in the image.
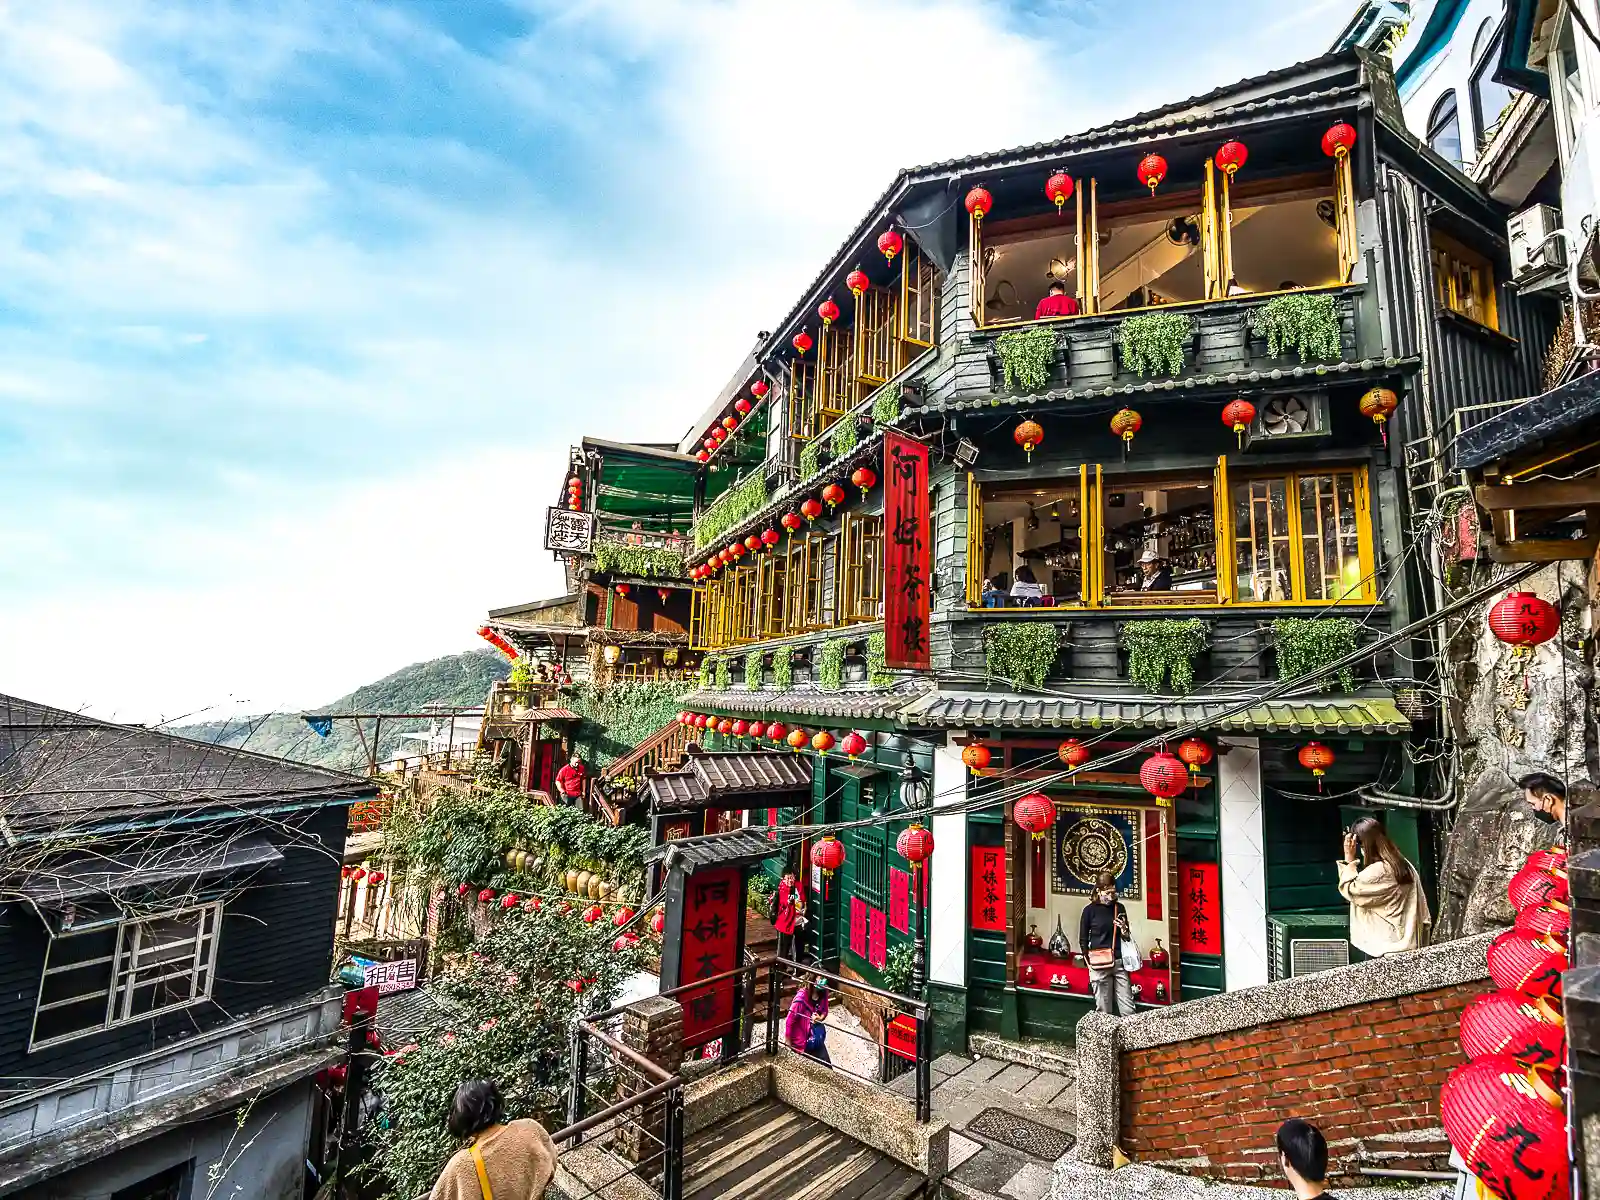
[840,731,867,758]
[583,905,602,923]
[657,588,671,603]
[341,866,353,880]
[716,549,730,566]
[1488,929,1569,1000]
[677,711,691,725]
[1014,418,1044,460]
[781,511,803,533]
[615,584,630,597]
[793,331,814,355]
[749,721,766,738]
[846,268,870,296]
[768,721,788,743]
[731,719,749,737]
[457,882,471,896]
[352,868,367,881]
[1216,141,1249,176]
[745,535,762,553]
[761,527,781,549]
[1111,408,1142,447]
[1359,387,1398,445]
[1057,738,1090,768]
[501,893,519,909]
[523,897,541,912]
[695,450,709,463]
[613,906,635,927]
[1322,122,1358,159]
[694,714,709,729]
[1221,398,1256,447]
[478,888,496,903]
[729,542,745,559]
[734,398,752,416]
[651,910,666,935]
[751,379,769,400]
[1510,859,1569,911]
[877,229,904,263]
[1014,794,1056,840]
[822,483,845,509]
[818,299,841,327]
[1177,738,1213,777]
[965,186,993,220]
[1489,592,1560,654]
[716,718,733,735]
[722,416,739,433]
[851,466,876,497]
[1140,752,1188,803]
[1298,742,1335,791]
[711,427,727,444]
[811,730,836,753]
[961,743,992,773]
[801,498,823,522]
[787,728,809,752]
[1137,153,1167,194]
[705,556,718,573]
[1045,171,1074,212]
[1461,991,1566,1070]
[897,823,935,867]
[812,835,846,898]
[370,872,385,885]
[1440,1055,1567,1200]
[1515,902,1571,942]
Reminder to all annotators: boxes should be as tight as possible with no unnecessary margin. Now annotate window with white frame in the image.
[1470,20,1516,153]
[1554,14,1589,156]
[31,904,222,1049]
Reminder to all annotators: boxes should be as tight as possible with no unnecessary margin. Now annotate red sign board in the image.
[970,845,1007,931]
[849,897,867,958]
[1144,810,1164,921]
[885,1013,917,1061]
[889,867,910,934]
[673,867,743,1049]
[883,431,931,669]
[869,907,887,969]
[1179,861,1221,957]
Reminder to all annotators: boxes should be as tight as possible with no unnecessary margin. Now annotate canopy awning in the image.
[900,690,1412,735]
[647,829,780,873]
[583,438,700,526]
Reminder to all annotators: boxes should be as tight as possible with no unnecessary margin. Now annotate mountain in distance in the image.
[174,650,510,772]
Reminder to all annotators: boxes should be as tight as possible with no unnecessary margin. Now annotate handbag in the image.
[1086,947,1116,968]
[1121,937,1143,973]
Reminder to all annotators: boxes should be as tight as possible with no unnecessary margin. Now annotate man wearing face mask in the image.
[1079,871,1136,1017]
[1517,772,1567,845]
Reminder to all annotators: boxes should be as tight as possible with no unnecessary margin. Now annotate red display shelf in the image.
[1017,947,1174,1005]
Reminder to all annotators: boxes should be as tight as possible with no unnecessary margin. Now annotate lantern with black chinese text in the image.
[1014,418,1043,460]
[965,186,993,221]
[897,823,934,869]
[1440,1055,1568,1200]
[1111,408,1142,454]
[851,466,876,498]
[1140,752,1188,806]
[1298,742,1334,791]
[878,229,903,263]
[1057,738,1090,769]
[1045,171,1074,213]
[1509,858,1568,911]
[1489,592,1559,656]
[1177,737,1213,784]
[1221,398,1256,448]
[1488,929,1569,1000]
[1358,387,1398,445]
[1460,990,1566,1072]
[1138,153,1167,194]
[812,835,846,898]
[962,742,992,774]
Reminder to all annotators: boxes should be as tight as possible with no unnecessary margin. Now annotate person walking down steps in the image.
[431,1079,556,1200]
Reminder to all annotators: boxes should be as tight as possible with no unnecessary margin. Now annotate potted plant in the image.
[1247,293,1342,363]
[1114,311,1198,378]
[989,325,1063,392]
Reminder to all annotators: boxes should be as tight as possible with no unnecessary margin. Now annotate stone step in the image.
[967,1034,1076,1079]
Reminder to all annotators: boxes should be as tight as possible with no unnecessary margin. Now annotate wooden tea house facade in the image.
[544,50,1555,1052]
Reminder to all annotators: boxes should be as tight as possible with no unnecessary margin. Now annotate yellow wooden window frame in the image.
[729,565,758,644]
[900,245,937,346]
[1334,149,1358,283]
[788,357,819,442]
[837,512,884,625]
[1202,159,1224,300]
[817,325,855,424]
[1227,466,1377,605]
[965,472,983,607]
[1430,230,1499,330]
[689,585,706,650]
[757,551,787,639]
[855,287,900,387]
[966,467,1098,611]
[968,211,986,328]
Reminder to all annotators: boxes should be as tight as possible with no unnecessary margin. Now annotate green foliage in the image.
[508,658,536,686]
[818,638,848,692]
[983,623,1064,691]
[1115,311,1196,376]
[566,679,694,765]
[695,472,768,550]
[830,418,860,459]
[993,325,1058,391]
[1121,619,1209,694]
[367,906,647,1200]
[746,871,776,916]
[1249,293,1342,363]
[592,540,686,579]
[714,657,731,690]
[771,650,793,691]
[873,388,901,426]
[744,649,765,690]
[799,439,822,480]
[880,943,917,995]
[1273,617,1359,692]
[866,631,893,688]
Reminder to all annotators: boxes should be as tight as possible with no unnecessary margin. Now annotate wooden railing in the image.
[601,720,694,786]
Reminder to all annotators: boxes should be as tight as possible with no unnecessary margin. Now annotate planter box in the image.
[986,343,1070,394]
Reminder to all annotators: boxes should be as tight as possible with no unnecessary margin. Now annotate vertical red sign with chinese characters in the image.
[672,867,743,1049]
[889,867,910,934]
[970,845,1007,931]
[883,431,931,669]
[1178,861,1221,956]
[869,908,887,968]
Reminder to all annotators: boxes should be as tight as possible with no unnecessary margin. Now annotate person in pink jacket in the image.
[784,978,830,1065]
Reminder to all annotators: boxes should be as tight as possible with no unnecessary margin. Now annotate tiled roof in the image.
[900,690,1411,735]
[681,682,931,722]
[646,829,780,872]
[647,750,812,811]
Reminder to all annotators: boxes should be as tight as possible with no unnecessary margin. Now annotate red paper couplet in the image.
[883,431,931,669]
[1179,860,1220,956]
[850,897,868,958]
[869,908,887,969]
[971,845,1007,932]
[1145,810,1164,921]
[889,867,910,934]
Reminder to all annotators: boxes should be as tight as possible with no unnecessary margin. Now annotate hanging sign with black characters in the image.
[883,431,931,669]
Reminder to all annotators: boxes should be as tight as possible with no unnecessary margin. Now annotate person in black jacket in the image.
[1078,871,1135,1016]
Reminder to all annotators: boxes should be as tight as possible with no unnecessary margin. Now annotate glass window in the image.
[1558,18,1586,150]
[1431,231,1498,329]
[975,480,1089,607]
[1471,25,1516,152]
[1298,473,1364,600]
[1233,477,1294,601]
[1428,92,1463,166]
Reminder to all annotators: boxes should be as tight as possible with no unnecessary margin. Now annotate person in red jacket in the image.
[554,755,587,803]
[1034,280,1079,320]
[773,871,803,960]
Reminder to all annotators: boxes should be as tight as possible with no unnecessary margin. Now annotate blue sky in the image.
[0,0,1352,723]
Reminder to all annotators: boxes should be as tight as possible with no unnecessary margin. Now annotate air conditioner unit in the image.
[1508,204,1565,281]
[1247,392,1329,446]
[1268,912,1351,981]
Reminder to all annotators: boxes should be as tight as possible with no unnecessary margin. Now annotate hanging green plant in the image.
[698,656,719,690]
[744,649,765,690]
[993,325,1059,392]
[830,418,859,459]
[818,637,848,692]
[694,472,768,550]
[799,439,822,480]
[714,656,731,691]
[1249,293,1342,362]
[1115,311,1196,376]
[1121,619,1209,694]
[873,388,900,426]
[984,623,1064,690]
[591,541,686,579]
[565,680,696,766]
[866,631,893,688]
[1273,617,1359,692]
[771,649,793,691]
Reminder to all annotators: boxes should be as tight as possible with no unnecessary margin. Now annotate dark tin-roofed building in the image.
[0,693,375,1199]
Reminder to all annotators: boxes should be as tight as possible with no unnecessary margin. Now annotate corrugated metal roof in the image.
[523,708,582,722]
[682,682,930,722]
[899,690,1411,734]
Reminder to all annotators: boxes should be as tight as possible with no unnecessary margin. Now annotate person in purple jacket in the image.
[784,977,830,1065]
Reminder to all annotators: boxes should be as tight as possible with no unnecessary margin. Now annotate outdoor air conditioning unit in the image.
[1247,391,1329,446]
[1508,204,1565,282]
[1268,912,1351,981]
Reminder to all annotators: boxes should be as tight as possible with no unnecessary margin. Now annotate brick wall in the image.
[1119,980,1478,1184]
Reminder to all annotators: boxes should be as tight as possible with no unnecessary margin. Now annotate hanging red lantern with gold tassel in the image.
[877,229,903,263]
[819,299,841,327]
[1322,122,1358,159]
[751,379,769,400]
[961,743,992,774]
[1111,408,1142,455]
[1459,991,1566,1071]
[1221,398,1256,447]
[1489,591,1560,655]
[1140,752,1188,805]
[1298,742,1335,791]
[965,186,993,221]
[1138,153,1168,194]
[793,331,814,355]
[801,497,823,522]
[822,483,845,509]
[851,466,876,498]
[1216,141,1249,176]
[1440,1055,1567,1200]
[1488,929,1569,1000]
[1057,738,1090,768]
[1176,738,1213,782]
[1359,387,1398,445]
[1014,418,1043,461]
[846,268,870,297]
[1045,171,1074,213]
[1013,793,1057,874]
[811,835,846,898]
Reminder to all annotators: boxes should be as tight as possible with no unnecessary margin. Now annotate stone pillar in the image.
[614,995,683,1165]
[1218,736,1269,990]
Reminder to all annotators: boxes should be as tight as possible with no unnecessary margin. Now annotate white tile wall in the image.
[1218,736,1270,991]
[930,738,967,987]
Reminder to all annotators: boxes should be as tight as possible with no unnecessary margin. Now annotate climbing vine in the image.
[771,650,793,691]
[591,540,685,579]
[565,679,694,765]
[983,623,1064,690]
[744,649,765,690]
[993,325,1058,391]
[1115,311,1195,376]
[694,471,768,549]
[867,631,893,688]
[799,439,822,480]
[1121,619,1209,694]
[818,637,848,692]
[873,388,900,425]
[715,656,731,690]
[698,655,718,689]
[1249,293,1342,362]
[830,418,860,459]
[1273,617,1359,692]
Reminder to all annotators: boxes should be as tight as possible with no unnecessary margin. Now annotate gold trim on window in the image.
[1430,230,1498,330]
[837,512,884,625]
[788,357,819,442]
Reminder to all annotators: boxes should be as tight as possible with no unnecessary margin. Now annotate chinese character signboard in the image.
[545,507,595,554]
[1179,860,1220,956]
[660,866,745,1050]
[970,845,1007,932]
[889,867,910,934]
[883,431,931,669]
[849,897,868,958]
[869,907,887,969]
[352,955,419,996]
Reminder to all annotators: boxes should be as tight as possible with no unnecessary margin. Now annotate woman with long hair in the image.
[1079,871,1136,1017]
[430,1079,557,1199]
[1338,817,1430,955]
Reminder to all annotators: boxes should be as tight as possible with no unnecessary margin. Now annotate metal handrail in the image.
[574,1019,677,1084]
[550,1073,683,1145]
[772,955,930,1017]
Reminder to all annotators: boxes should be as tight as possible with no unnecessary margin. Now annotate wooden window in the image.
[968,211,986,328]
[855,287,900,387]
[1233,477,1294,601]
[757,551,788,639]
[900,244,938,346]
[817,324,856,425]
[1431,231,1498,330]
[1297,471,1369,601]
[32,905,221,1050]
[783,533,829,633]
[689,585,706,649]
[852,825,888,909]
[1230,468,1375,603]
[788,357,819,442]
[965,472,984,607]
[729,565,758,645]
[837,512,884,625]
